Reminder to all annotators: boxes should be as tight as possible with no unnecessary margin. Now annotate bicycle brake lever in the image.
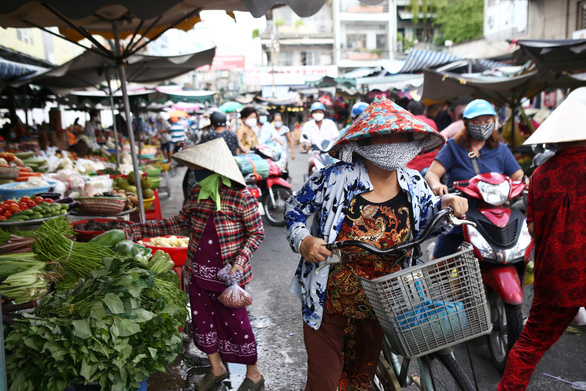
[447,214,476,228]
[314,248,341,274]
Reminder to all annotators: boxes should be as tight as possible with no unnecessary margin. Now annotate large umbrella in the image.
[0,0,386,223]
[219,101,243,113]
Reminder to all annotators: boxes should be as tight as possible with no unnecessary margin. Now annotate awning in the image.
[381,48,506,74]
[0,58,45,82]
[12,48,216,92]
[513,38,586,73]
[155,86,217,103]
[357,74,423,92]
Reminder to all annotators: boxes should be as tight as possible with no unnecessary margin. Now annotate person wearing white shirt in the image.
[300,102,339,153]
[257,108,281,146]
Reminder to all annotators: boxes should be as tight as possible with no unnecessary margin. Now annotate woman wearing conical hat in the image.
[284,96,468,390]
[128,138,265,391]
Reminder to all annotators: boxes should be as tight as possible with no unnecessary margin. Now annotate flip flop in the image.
[195,371,228,391]
[237,375,265,391]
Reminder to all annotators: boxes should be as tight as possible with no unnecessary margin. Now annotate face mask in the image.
[245,118,257,128]
[467,122,495,141]
[312,113,324,122]
[273,121,283,128]
[339,140,423,171]
[193,168,214,183]
[259,115,267,125]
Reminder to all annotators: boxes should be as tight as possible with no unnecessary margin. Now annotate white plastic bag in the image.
[571,307,586,326]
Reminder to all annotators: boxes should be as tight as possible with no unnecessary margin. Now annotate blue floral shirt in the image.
[285,159,447,330]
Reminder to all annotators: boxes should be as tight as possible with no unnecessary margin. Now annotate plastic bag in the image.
[571,307,586,326]
[217,264,253,308]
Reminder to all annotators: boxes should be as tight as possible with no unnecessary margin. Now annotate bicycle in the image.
[324,207,492,391]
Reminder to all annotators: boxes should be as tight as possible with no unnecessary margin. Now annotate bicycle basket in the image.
[360,243,491,358]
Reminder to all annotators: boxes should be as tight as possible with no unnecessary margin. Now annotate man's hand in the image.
[299,236,333,263]
[440,194,468,217]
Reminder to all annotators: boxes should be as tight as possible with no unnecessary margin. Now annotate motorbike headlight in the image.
[467,225,496,260]
[477,181,510,206]
[492,221,532,264]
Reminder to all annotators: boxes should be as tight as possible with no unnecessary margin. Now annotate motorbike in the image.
[249,144,292,227]
[302,138,337,182]
[452,172,533,371]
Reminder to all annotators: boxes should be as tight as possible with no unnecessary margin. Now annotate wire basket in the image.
[360,243,491,358]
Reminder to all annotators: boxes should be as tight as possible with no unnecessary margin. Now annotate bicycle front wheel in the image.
[419,352,475,391]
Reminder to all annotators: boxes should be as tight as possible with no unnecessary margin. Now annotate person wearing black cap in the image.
[201,111,239,156]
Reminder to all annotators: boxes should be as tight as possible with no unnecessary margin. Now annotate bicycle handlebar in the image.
[325,207,475,257]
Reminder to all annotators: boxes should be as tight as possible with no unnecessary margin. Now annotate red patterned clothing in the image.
[325,192,410,318]
[129,184,264,286]
[526,146,586,307]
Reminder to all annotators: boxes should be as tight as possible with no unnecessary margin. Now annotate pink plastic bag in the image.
[217,265,253,308]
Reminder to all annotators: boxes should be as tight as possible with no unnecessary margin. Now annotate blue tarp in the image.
[0,58,41,81]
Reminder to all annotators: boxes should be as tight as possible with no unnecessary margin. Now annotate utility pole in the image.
[270,19,280,98]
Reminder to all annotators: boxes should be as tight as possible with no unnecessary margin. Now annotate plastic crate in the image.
[359,243,492,358]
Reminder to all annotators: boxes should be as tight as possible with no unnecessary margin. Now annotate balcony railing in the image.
[340,49,389,61]
[340,0,389,13]
[260,20,334,38]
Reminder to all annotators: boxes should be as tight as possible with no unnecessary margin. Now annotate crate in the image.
[360,243,491,358]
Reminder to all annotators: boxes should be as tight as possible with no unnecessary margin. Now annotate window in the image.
[376,34,387,50]
[346,33,367,50]
[579,1,586,29]
[282,52,293,66]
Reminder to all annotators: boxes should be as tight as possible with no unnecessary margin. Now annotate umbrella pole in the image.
[105,71,121,169]
[113,21,145,223]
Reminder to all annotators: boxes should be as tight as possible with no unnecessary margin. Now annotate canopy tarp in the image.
[513,38,586,73]
[380,48,506,74]
[357,74,423,92]
[155,86,217,103]
[11,48,216,92]
[421,68,586,106]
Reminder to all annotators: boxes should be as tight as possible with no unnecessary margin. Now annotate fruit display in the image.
[0,196,69,222]
[113,172,155,208]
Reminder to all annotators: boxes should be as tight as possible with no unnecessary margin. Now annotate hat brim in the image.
[172,138,246,187]
[329,97,446,158]
[524,97,586,145]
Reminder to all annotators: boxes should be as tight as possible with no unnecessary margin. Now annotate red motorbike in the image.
[453,173,532,371]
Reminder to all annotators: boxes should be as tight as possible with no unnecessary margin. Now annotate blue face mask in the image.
[193,168,214,182]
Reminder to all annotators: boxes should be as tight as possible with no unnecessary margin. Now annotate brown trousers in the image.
[303,312,384,391]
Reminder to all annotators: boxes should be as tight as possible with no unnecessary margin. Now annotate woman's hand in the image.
[230,264,244,274]
[299,236,333,263]
[441,194,468,217]
[432,184,449,196]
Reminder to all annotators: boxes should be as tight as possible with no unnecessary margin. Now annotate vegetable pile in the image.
[73,219,129,232]
[6,254,187,391]
[138,235,189,248]
[1,219,188,391]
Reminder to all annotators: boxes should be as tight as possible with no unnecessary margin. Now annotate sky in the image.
[148,10,267,67]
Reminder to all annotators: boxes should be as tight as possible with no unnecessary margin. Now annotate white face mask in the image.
[245,118,257,128]
[259,115,268,125]
[312,112,324,122]
[273,121,283,128]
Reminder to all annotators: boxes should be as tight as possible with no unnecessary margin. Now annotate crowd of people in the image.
[48,90,583,391]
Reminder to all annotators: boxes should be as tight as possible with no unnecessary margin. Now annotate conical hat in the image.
[524,95,586,145]
[172,138,245,187]
[329,96,445,158]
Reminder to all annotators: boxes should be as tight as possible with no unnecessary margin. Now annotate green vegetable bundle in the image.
[6,257,188,391]
[0,253,53,304]
[32,217,116,288]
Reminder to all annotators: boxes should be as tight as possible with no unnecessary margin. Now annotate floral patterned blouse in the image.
[236,125,258,152]
[325,192,411,319]
[285,158,449,330]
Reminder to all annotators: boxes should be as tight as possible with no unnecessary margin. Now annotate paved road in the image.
[155,146,586,391]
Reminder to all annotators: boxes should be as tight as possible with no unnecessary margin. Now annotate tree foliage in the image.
[431,0,484,44]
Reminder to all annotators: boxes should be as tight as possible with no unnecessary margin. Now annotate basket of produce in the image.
[71,218,133,242]
[0,179,59,201]
[137,235,189,266]
[0,167,20,179]
[149,177,161,189]
[140,165,162,177]
[75,196,127,215]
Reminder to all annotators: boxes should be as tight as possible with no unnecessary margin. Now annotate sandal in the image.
[195,371,228,391]
[237,375,265,391]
